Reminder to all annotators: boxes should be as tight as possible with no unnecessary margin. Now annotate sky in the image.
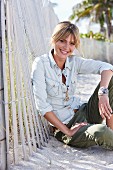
[50,0,82,21]
[50,0,100,33]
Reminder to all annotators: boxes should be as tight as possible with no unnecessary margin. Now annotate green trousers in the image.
[54,76,113,150]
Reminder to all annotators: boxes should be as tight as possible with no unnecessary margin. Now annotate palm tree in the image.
[69,0,113,39]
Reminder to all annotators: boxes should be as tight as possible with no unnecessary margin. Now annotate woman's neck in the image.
[52,52,66,70]
[55,59,65,70]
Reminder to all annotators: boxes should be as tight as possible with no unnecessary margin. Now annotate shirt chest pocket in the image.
[69,77,76,94]
[46,78,59,97]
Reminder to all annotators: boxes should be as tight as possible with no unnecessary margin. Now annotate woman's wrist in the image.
[64,127,72,137]
[98,87,109,96]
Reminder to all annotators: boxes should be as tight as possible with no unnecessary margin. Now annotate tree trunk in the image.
[105,9,112,39]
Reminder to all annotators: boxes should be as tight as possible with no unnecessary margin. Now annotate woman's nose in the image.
[63,42,69,49]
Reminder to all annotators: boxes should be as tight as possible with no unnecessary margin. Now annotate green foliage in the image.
[69,0,113,38]
[80,31,113,42]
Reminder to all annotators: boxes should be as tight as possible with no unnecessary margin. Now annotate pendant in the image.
[65,89,69,101]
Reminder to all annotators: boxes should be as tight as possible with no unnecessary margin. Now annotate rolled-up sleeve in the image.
[31,57,53,116]
[75,57,113,74]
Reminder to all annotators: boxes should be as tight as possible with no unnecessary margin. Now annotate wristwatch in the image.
[98,87,109,96]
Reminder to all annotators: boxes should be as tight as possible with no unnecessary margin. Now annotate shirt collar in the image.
[49,49,57,69]
[65,57,71,70]
[49,49,71,70]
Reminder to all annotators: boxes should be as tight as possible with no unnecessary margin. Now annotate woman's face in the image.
[53,34,75,62]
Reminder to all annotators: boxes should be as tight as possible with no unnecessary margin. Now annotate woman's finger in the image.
[103,104,112,119]
[99,104,106,119]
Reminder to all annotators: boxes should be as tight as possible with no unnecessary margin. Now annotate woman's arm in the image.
[98,70,113,120]
[100,70,113,88]
[44,111,87,137]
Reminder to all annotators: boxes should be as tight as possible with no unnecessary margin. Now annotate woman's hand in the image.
[98,95,112,120]
[44,111,88,137]
[67,122,88,137]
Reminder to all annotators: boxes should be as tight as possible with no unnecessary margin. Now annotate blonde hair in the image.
[51,21,80,49]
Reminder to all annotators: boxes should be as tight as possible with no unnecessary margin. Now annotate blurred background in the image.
[50,0,113,64]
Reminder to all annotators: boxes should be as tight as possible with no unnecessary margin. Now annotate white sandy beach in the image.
[9,74,113,170]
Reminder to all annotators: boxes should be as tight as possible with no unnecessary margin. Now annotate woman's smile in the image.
[53,34,75,64]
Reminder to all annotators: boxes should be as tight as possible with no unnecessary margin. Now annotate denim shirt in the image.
[31,50,113,124]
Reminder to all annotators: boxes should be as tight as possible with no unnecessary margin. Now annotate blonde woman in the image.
[31,21,113,149]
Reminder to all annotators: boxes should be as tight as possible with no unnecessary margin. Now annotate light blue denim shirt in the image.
[31,50,113,124]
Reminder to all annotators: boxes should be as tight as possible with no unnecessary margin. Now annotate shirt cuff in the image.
[100,65,113,74]
[39,105,53,116]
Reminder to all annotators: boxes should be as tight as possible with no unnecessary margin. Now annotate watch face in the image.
[103,89,107,94]
[98,87,108,95]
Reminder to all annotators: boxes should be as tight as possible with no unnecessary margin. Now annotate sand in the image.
[9,74,113,170]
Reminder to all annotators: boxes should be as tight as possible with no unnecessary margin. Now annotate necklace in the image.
[62,71,69,101]
[65,86,69,101]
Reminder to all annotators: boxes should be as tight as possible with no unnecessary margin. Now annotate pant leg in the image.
[54,104,87,143]
[68,123,113,149]
[85,76,113,123]
[67,103,87,128]
[55,76,113,150]
[55,123,113,150]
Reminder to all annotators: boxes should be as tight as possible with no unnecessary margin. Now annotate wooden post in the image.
[0,0,7,169]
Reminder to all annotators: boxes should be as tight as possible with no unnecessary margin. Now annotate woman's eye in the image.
[60,39,64,42]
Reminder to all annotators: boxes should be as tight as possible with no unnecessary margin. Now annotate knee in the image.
[94,124,107,137]
[91,124,113,149]
[86,124,107,139]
